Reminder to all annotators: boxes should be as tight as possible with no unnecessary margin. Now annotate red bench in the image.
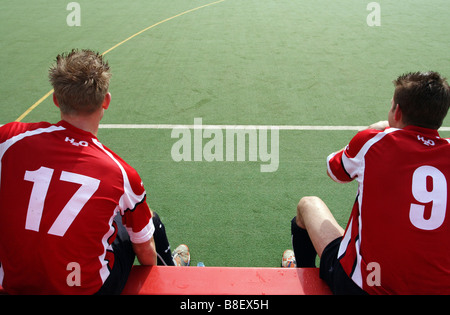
[122,266,331,295]
[0,266,332,295]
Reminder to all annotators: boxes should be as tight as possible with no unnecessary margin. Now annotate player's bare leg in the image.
[295,196,345,258]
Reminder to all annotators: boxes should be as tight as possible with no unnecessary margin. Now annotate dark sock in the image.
[291,217,317,267]
[152,212,175,266]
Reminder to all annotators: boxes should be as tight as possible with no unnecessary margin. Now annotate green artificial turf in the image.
[1,0,449,267]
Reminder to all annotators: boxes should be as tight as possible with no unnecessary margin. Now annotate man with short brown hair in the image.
[286,71,450,294]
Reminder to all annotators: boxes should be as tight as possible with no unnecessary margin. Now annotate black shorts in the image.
[95,215,136,295]
[319,237,367,295]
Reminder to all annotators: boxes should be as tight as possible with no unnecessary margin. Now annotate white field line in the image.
[98,124,450,131]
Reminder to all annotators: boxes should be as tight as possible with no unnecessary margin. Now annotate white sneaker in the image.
[281,249,296,268]
[172,244,190,266]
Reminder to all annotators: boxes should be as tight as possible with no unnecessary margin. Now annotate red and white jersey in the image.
[328,125,450,294]
[0,120,154,294]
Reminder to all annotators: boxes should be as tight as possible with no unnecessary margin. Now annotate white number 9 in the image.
[410,165,447,231]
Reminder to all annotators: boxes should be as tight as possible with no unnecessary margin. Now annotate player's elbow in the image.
[326,169,333,179]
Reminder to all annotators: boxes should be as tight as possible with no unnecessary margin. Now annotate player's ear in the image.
[53,93,60,108]
[102,92,111,110]
[394,103,402,122]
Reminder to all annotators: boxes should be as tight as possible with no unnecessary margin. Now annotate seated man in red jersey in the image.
[283,71,450,294]
[0,49,189,295]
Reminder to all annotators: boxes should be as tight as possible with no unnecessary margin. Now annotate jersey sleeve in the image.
[119,164,155,244]
[327,128,382,183]
[122,195,155,244]
[97,142,155,244]
[94,141,155,244]
[327,149,352,183]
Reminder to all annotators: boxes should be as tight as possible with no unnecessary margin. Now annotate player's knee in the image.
[296,196,324,228]
[297,196,322,217]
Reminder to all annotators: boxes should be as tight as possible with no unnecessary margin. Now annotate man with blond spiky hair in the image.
[0,49,189,295]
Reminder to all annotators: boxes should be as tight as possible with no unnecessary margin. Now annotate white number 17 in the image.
[24,166,100,237]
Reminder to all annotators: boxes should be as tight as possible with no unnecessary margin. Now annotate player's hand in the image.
[367,120,389,130]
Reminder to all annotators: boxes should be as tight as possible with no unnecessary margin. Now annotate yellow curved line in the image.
[15,0,226,122]
[15,89,54,122]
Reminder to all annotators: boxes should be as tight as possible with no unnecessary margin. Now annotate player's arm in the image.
[367,120,389,130]
[326,147,345,180]
[132,236,157,266]
[327,148,352,183]
[327,128,383,183]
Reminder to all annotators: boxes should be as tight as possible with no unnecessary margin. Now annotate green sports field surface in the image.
[1,0,449,267]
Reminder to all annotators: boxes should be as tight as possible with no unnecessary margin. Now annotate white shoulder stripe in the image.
[0,125,65,159]
[0,261,4,287]
[0,125,66,190]
[91,138,146,213]
[91,138,153,244]
[342,128,399,178]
